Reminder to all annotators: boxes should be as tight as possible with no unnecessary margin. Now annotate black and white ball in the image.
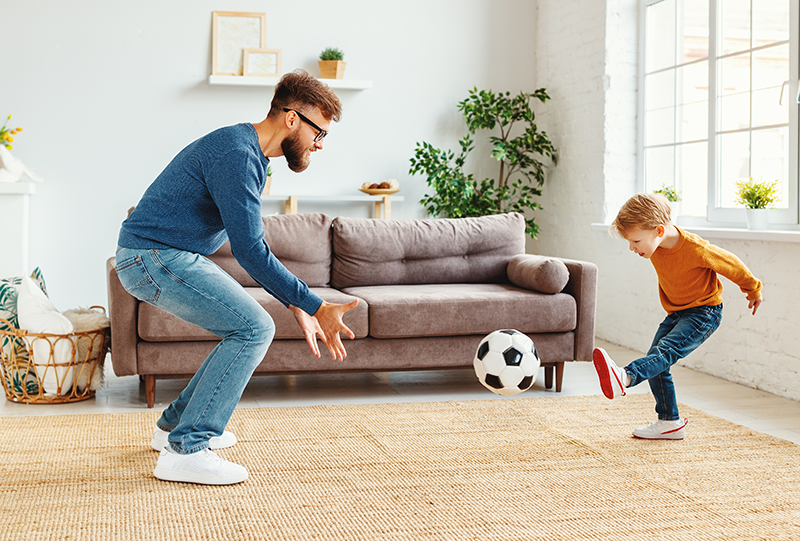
[473,329,540,396]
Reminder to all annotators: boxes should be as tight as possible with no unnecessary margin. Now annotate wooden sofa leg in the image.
[555,362,565,392]
[144,375,156,408]
[544,366,554,389]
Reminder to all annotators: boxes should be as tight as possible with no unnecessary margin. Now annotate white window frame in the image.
[638,0,800,229]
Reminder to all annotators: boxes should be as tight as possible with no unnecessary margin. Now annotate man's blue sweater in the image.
[118,123,323,316]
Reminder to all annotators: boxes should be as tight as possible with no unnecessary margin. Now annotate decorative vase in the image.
[318,60,346,79]
[745,208,769,230]
[263,175,272,195]
[669,202,681,222]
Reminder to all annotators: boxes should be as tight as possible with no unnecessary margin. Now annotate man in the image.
[115,69,357,485]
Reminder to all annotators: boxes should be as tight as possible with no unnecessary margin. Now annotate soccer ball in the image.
[473,329,540,396]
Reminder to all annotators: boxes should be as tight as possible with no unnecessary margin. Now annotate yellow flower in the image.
[6,136,13,142]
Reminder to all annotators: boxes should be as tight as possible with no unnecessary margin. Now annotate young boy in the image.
[593,193,763,440]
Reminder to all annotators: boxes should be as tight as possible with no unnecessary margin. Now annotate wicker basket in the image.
[0,308,110,404]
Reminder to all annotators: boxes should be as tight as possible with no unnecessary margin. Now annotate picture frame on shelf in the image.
[211,11,267,76]
[243,48,282,77]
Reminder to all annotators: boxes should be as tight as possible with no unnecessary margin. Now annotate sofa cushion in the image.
[507,254,570,294]
[331,213,525,289]
[340,283,576,339]
[209,213,332,288]
[138,287,368,342]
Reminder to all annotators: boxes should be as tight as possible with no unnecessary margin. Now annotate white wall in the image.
[3,0,537,310]
[532,0,800,401]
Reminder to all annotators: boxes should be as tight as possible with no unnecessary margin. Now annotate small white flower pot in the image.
[745,208,769,230]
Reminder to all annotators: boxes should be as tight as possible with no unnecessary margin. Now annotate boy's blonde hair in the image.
[611,193,672,236]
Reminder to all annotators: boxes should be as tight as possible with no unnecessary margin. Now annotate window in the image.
[639,0,799,228]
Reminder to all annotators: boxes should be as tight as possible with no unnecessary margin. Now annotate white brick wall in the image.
[532,0,800,401]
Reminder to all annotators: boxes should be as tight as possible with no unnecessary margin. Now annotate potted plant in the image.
[653,184,682,220]
[409,88,556,238]
[734,177,780,230]
[318,47,346,80]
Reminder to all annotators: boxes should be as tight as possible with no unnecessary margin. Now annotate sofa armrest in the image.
[106,257,139,377]
[554,257,598,362]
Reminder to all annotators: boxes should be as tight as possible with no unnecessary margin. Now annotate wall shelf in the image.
[208,75,372,90]
[263,194,403,220]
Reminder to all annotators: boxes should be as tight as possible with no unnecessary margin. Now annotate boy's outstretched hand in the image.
[749,295,763,316]
[290,300,358,362]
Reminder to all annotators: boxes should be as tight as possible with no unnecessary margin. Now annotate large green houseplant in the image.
[409,88,556,238]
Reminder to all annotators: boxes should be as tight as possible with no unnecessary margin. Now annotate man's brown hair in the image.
[268,69,342,122]
[612,193,672,236]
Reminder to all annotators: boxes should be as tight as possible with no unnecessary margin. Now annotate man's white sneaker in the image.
[633,418,688,440]
[593,347,628,399]
[153,448,249,485]
[150,427,237,451]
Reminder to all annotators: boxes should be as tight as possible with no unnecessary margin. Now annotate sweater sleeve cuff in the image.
[296,291,324,316]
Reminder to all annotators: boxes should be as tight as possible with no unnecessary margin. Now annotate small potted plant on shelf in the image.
[653,184,682,219]
[734,177,780,230]
[318,47,346,79]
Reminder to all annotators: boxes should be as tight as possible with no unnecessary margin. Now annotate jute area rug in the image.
[1,394,798,541]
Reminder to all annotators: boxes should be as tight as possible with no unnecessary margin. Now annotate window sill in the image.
[591,223,800,243]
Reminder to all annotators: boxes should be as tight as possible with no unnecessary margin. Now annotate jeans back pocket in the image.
[115,254,160,303]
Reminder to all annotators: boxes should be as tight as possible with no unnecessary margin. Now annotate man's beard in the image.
[282,130,311,173]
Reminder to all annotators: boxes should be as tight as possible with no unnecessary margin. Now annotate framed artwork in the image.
[243,48,282,77]
[211,11,267,76]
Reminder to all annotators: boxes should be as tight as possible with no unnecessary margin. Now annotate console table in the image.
[0,182,36,277]
[262,194,404,220]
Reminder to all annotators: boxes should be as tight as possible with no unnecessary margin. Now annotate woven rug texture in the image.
[1,394,798,541]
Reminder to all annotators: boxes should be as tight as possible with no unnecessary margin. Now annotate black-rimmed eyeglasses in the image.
[283,108,328,142]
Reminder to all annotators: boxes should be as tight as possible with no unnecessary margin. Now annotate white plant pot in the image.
[745,208,769,230]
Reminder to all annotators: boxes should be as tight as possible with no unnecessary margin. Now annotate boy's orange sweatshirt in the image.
[649,226,762,313]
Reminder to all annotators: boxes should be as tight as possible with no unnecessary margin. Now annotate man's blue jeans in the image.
[115,247,275,454]
[625,304,722,421]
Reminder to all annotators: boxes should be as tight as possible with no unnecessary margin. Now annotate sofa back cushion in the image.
[209,213,332,287]
[331,213,525,288]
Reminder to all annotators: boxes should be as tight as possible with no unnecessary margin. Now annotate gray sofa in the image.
[106,212,597,407]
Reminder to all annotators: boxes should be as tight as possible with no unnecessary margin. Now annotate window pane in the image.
[751,127,789,208]
[720,0,752,56]
[682,0,709,63]
[719,52,750,96]
[719,93,750,132]
[646,0,676,72]
[646,108,677,146]
[646,146,675,192]
[753,0,790,48]
[718,131,751,207]
[678,60,708,105]
[753,43,789,91]
[752,87,788,127]
[677,141,708,216]
[678,102,709,141]
[645,70,675,111]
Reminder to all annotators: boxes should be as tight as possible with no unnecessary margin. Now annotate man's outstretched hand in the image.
[290,299,358,362]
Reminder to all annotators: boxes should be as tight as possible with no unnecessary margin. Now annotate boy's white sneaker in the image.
[592,347,628,399]
[150,427,237,451]
[633,418,688,440]
[153,448,249,485]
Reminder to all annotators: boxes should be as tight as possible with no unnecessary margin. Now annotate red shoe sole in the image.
[593,348,616,399]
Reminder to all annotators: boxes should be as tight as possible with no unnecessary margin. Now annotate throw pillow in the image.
[17,276,75,396]
[507,254,570,295]
[0,268,47,396]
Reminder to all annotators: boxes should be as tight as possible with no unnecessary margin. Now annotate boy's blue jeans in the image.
[115,247,275,454]
[625,304,722,421]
